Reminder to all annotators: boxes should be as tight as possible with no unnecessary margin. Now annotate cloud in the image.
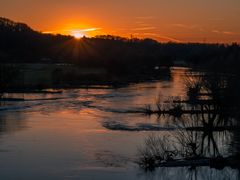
[135,16,155,20]
[132,26,156,31]
[223,31,236,35]
[171,23,197,29]
[132,32,182,43]
[70,28,102,32]
[157,35,182,43]
[42,31,56,34]
[212,30,237,35]
[212,30,221,33]
[82,28,102,32]
[135,22,151,27]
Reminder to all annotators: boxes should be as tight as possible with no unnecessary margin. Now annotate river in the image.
[0,67,239,180]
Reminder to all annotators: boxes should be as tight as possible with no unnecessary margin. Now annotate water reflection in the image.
[0,67,239,180]
[0,111,27,135]
[138,167,239,180]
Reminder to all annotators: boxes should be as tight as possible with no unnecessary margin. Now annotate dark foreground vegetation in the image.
[136,72,240,172]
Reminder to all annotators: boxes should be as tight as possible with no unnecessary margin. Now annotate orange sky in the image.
[1,0,240,43]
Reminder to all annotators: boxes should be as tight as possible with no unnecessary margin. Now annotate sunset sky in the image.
[1,0,240,43]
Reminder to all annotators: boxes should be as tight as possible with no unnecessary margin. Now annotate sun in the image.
[71,31,84,39]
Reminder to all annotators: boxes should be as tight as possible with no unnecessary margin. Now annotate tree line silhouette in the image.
[0,17,240,76]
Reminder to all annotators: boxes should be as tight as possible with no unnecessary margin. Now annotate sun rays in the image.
[71,30,85,39]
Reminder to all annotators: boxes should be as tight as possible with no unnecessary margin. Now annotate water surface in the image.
[0,67,239,180]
